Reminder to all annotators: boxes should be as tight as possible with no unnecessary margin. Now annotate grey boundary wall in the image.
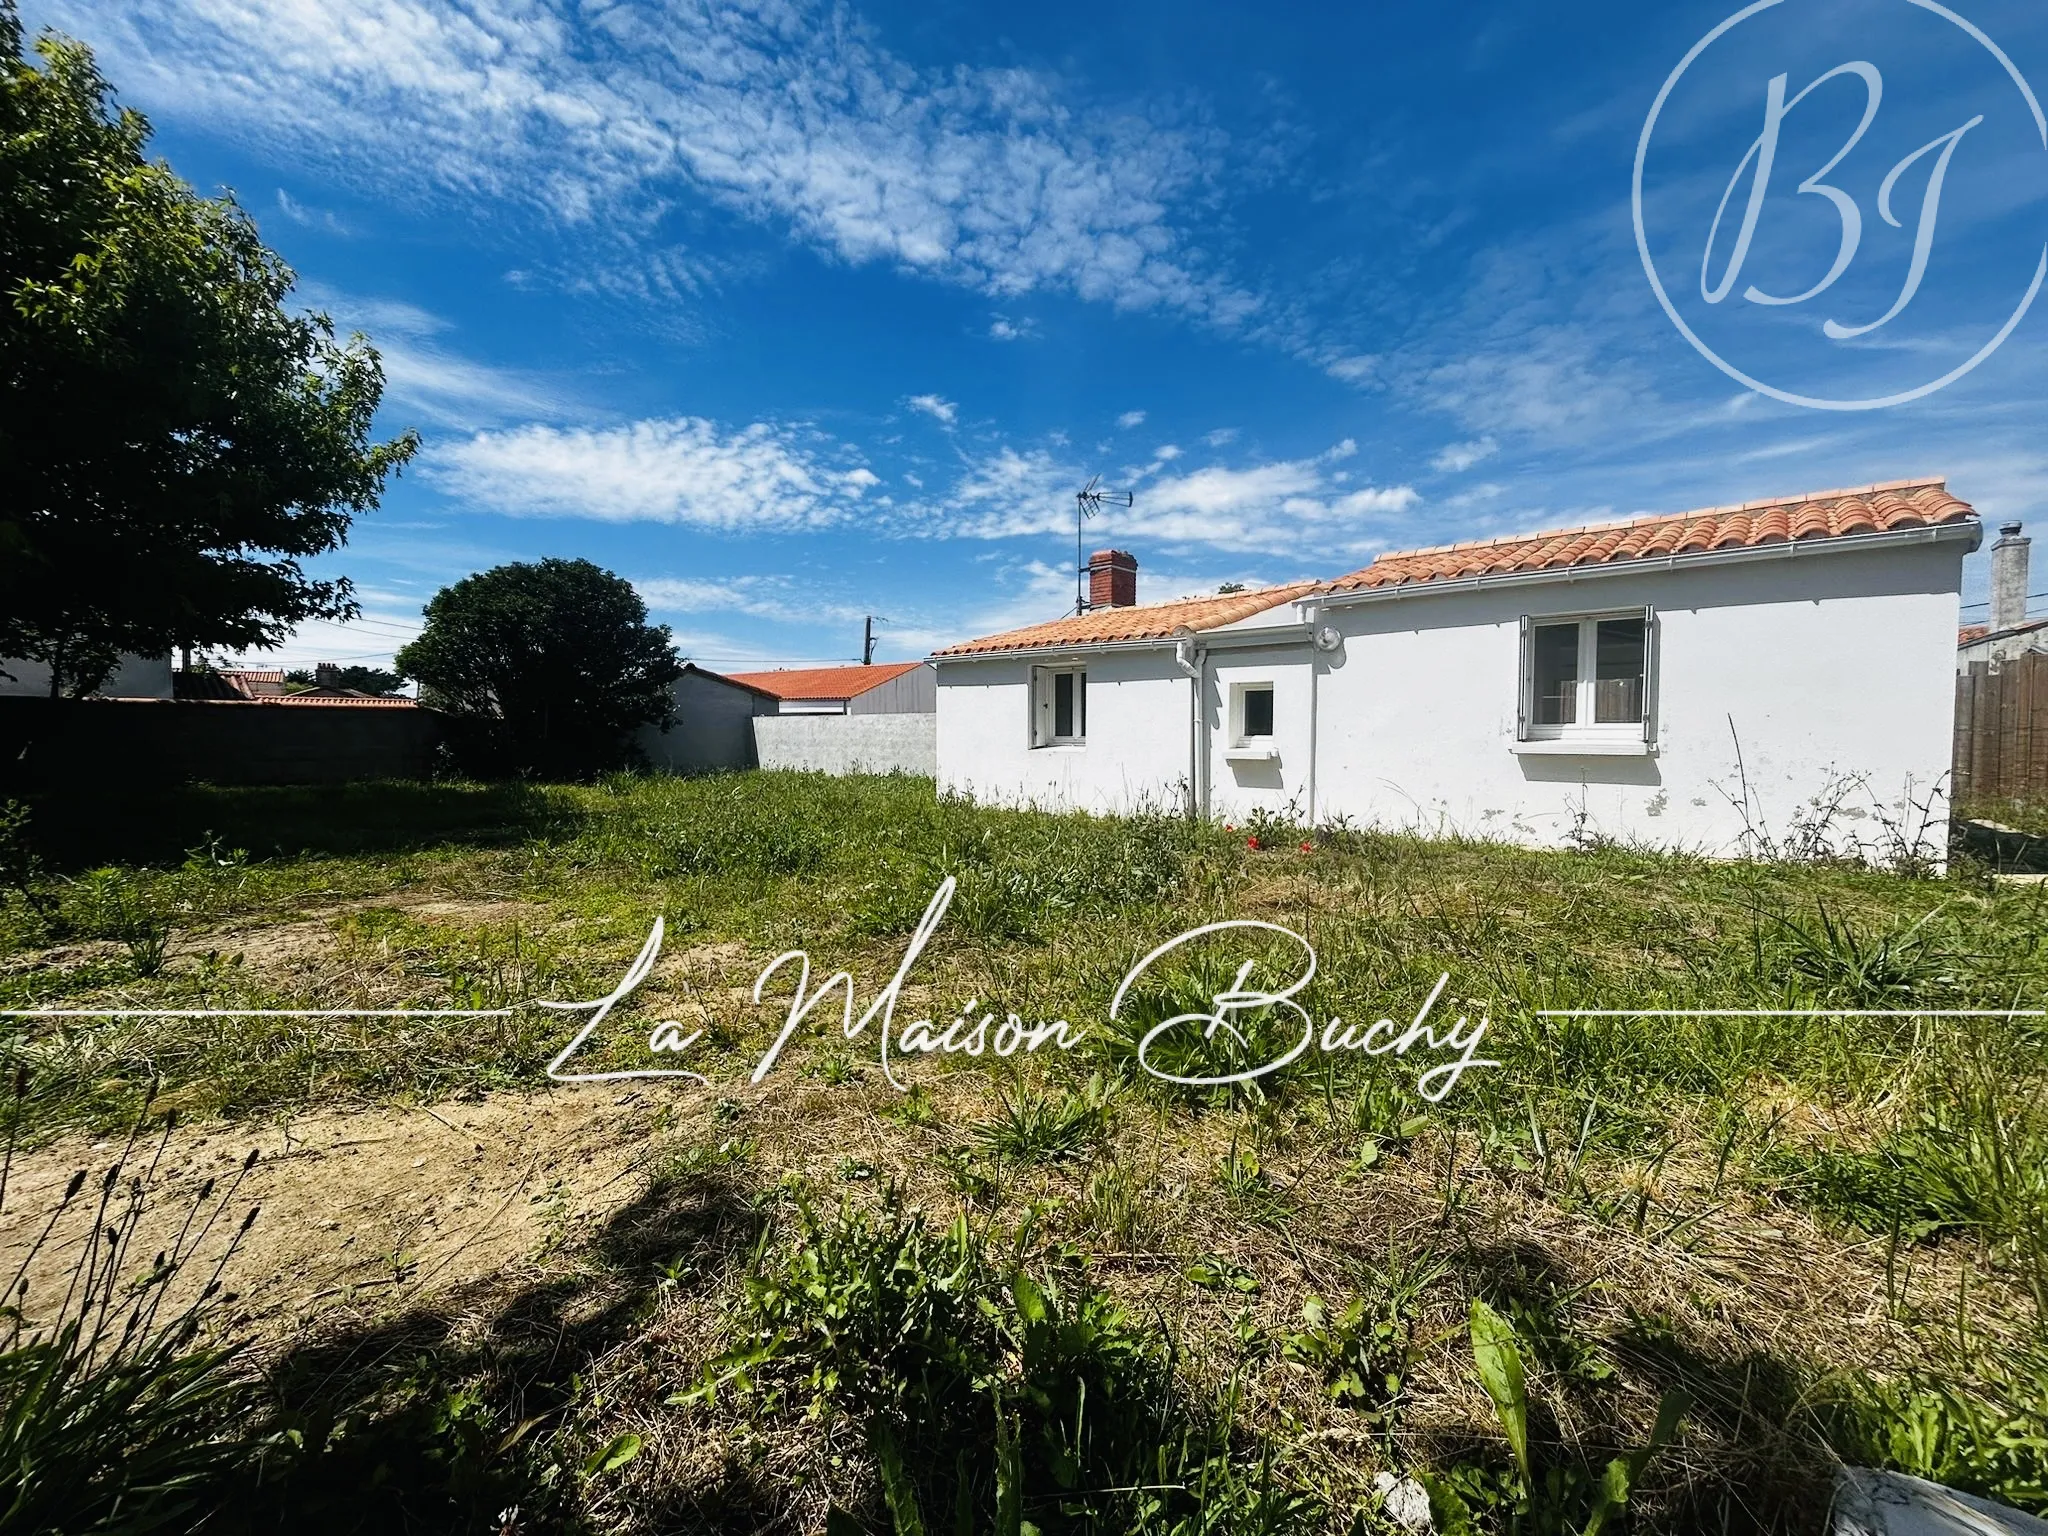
[0,698,445,789]
[752,712,936,776]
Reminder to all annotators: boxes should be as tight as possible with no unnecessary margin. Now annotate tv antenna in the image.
[1074,475,1134,613]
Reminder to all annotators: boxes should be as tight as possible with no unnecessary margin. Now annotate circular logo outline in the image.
[1632,0,2048,411]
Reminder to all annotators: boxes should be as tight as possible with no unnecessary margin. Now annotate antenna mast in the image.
[1073,475,1134,614]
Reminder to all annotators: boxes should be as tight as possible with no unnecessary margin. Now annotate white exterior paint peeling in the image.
[935,534,1969,860]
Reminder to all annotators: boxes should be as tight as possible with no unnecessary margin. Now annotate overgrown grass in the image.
[0,771,2044,1531]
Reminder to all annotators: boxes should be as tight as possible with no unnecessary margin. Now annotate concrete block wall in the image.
[753,712,936,776]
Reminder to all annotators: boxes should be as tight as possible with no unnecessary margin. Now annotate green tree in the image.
[0,4,416,695]
[396,560,685,778]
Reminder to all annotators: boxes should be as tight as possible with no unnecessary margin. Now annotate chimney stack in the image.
[315,662,340,690]
[1992,522,2030,633]
[1087,549,1138,609]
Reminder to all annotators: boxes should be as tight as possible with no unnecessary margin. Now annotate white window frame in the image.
[1229,680,1276,747]
[1516,607,1657,747]
[1030,664,1087,747]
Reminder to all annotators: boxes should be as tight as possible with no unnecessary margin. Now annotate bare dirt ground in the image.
[0,1088,660,1343]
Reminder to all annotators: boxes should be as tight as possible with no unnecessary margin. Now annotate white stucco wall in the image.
[1311,540,1962,855]
[936,537,1965,858]
[637,669,765,772]
[1203,643,1315,824]
[937,649,1195,814]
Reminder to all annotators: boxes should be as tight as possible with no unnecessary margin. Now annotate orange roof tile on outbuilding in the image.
[933,583,1319,658]
[1328,478,1977,594]
[725,660,925,701]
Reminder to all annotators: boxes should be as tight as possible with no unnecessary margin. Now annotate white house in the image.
[932,478,1979,856]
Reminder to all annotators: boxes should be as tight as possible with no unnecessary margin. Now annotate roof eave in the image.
[930,620,1315,665]
[1309,520,1981,611]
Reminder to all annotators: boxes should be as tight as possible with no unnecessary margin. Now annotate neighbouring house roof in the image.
[218,668,289,697]
[1959,616,2048,648]
[725,660,926,701]
[933,584,1319,658]
[264,691,419,707]
[1327,478,1978,594]
[679,662,782,699]
[171,671,419,705]
[173,670,245,701]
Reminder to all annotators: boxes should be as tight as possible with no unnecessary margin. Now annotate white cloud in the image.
[274,188,351,235]
[1117,409,1147,429]
[988,314,1037,341]
[292,282,565,428]
[428,417,880,527]
[1152,444,1182,462]
[937,437,1417,552]
[1203,427,1239,447]
[370,339,571,428]
[224,605,427,674]
[1431,436,1498,474]
[907,394,959,425]
[1417,330,1644,440]
[636,575,868,627]
[67,0,1255,323]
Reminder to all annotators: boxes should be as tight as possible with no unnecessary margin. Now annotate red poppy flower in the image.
[1300,841,1313,853]
[1246,835,1260,849]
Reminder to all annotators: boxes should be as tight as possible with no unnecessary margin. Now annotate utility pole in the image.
[863,616,874,665]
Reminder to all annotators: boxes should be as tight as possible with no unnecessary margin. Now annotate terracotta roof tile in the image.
[1328,478,1976,593]
[261,693,419,707]
[724,660,925,701]
[934,584,1318,658]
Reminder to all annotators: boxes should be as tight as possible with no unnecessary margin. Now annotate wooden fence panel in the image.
[1954,652,2048,803]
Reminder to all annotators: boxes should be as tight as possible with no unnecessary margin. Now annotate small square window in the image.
[1228,681,1276,747]
[1242,685,1274,739]
[1031,666,1086,746]
[1520,610,1654,743]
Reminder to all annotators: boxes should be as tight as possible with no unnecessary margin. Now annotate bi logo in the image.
[1634,0,2048,410]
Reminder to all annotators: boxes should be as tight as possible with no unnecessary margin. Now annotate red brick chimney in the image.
[1088,549,1138,609]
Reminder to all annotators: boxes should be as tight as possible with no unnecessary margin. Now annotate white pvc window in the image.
[1231,682,1275,746]
[1518,609,1655,743]
[1031,665,1087,746]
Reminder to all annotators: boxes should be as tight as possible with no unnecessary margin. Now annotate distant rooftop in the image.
[723,660,926,701]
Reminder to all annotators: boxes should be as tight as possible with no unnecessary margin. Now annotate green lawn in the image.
[1,773,2044,1534]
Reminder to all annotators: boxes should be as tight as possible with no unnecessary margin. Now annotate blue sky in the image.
[27,0,2048,670]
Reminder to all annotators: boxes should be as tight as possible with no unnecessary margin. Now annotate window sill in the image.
[1223,745,1279,762]
[1032,742,1087,752]
[1511,738,1656,757]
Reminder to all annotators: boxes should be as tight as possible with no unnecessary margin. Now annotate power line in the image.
[1960,590,2048,610]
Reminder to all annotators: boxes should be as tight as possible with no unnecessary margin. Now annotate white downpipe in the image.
[1173,636,1204,819]
[1307,614,1320,831]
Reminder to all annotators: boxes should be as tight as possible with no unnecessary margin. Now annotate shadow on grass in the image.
[1411,1235,1838,1536]
[213,1163,766,1536]
[21,780,584,872]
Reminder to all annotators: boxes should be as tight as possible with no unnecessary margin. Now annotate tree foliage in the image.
[396,560,685,778]
[0,4,417,695]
